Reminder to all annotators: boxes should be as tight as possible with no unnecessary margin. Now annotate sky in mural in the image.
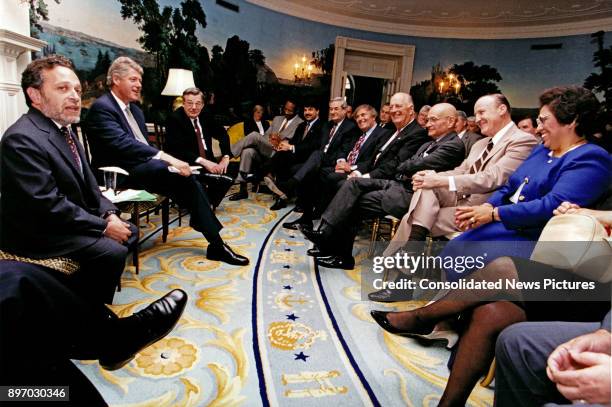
[45,0,606,108]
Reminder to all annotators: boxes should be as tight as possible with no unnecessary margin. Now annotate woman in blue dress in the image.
[438,86,610,282]
[371,86,611,407]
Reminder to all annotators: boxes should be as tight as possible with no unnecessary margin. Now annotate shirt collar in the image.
[457,129,467,139]
[110,90,129,112]
[491,121,514,145]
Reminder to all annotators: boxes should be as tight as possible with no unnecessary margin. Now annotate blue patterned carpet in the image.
[75,192,493,406]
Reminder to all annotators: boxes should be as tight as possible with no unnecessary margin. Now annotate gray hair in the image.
[419,104,431,114]
[182,87,204,99]
[467,116,476,122]
[329,97,348,109]
[106,56,143,87]
[456,110,467,120]
[354,104,377,118]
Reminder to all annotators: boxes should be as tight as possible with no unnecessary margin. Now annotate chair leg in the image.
[131,203,140,275]
[480,358,496,387]
[368,218,380,256]
[390,218,399,239]
[162,199,169,243]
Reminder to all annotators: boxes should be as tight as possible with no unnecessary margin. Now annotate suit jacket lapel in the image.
[482,124,516,167]
[30,110,84,181]
[359,126,380,154]
[106,93,137,140]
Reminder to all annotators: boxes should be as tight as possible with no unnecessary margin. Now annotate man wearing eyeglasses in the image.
[164,87,233,210]
[300,102,465,270]
[371,94,538,302]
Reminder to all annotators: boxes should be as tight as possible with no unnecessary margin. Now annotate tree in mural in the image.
[411,61,502,113]
[26,0,61,38]
[448,61,502,106]
[584,31,611,115]
[117,0,208,85]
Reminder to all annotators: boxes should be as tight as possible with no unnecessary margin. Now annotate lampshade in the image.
[161,69,196,96]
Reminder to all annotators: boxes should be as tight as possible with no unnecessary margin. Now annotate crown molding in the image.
[0,29,47,55]
[246,0,612,39]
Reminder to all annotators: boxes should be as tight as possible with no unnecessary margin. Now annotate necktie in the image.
[323,124,337,153]
[60,126,82,174]
[278,119,288,133]
[124,106,149,145]
[421,141,437,157]
[374,130,398,165]
[469,140,494,174]
[347,132,367,165]
[193,118,207,158]
[302,121,311,139]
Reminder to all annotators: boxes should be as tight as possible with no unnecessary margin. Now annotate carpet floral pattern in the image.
[75,193,493,406]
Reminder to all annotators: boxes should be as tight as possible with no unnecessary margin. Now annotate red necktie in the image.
[60,126,82,173]
[193,118,207,159]
[347,133,367,165]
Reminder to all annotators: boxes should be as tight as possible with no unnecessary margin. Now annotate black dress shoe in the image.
[282,217,312,230]
[316,255,355,270]
[293,205,304,213]
[99,289,188,370]
[207,242,250,266]
[370,310,439,339]
[368,288,413,303]
[201,173,234,184]
[270,197,287,210]
[228,190,248,201]
[307,246,330,257]
[297,225,328,247]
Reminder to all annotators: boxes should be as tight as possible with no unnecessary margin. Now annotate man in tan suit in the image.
[370,94,537,302]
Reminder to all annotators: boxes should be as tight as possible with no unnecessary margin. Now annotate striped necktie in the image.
[347,133,367,165]
[469,140,494,174]
[124,106,149,145]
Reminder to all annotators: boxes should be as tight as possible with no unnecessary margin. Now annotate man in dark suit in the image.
[164,87,233,209]
[0,55,137,305]
[378,103,395,130]
[1,261,187,394]
[301,102,466,269]
[318,104,391,209]
[456,110,484,156]
[85,56,247,266]
[284,93,426,230]
[279,97,360,228]
[262,101,324,210]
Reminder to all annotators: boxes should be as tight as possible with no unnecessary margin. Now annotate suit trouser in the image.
[196,173,233,209]
[128,159,222,241]
[67,222,138,305]
[261,150,304,182]
[321,178,413,257]
[0,261,110,405]
[495,320,603,407]
[231,133,275,176]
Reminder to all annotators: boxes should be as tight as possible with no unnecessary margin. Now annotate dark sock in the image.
[239,182,247,194]
[408,224,430,241]
[208,235,223,247]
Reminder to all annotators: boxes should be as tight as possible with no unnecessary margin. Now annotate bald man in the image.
[300,102,466,270]
[370,94,537,301]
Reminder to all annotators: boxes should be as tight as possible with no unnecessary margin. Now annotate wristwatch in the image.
[102,210,120,219]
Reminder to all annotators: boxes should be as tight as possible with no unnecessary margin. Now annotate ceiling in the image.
[246,0,612,39]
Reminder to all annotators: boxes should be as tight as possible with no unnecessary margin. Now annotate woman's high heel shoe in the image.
[370,310,458,349]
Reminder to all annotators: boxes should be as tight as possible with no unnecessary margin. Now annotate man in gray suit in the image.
[495,311,611,406]
[229,99,303,200]
[455,110,484,156]
[369,94,538,301]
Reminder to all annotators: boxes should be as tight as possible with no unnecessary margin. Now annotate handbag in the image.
[531,214,612,283]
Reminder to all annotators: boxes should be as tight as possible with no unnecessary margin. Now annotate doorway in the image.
[331,36,415,105]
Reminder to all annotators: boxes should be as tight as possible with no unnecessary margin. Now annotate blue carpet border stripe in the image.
[251,209,294,407]
[313,261,382,407]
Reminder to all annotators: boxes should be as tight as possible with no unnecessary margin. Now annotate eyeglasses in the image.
[184,101,203,108]
[426,116,451,123]
[536,115,550,127]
